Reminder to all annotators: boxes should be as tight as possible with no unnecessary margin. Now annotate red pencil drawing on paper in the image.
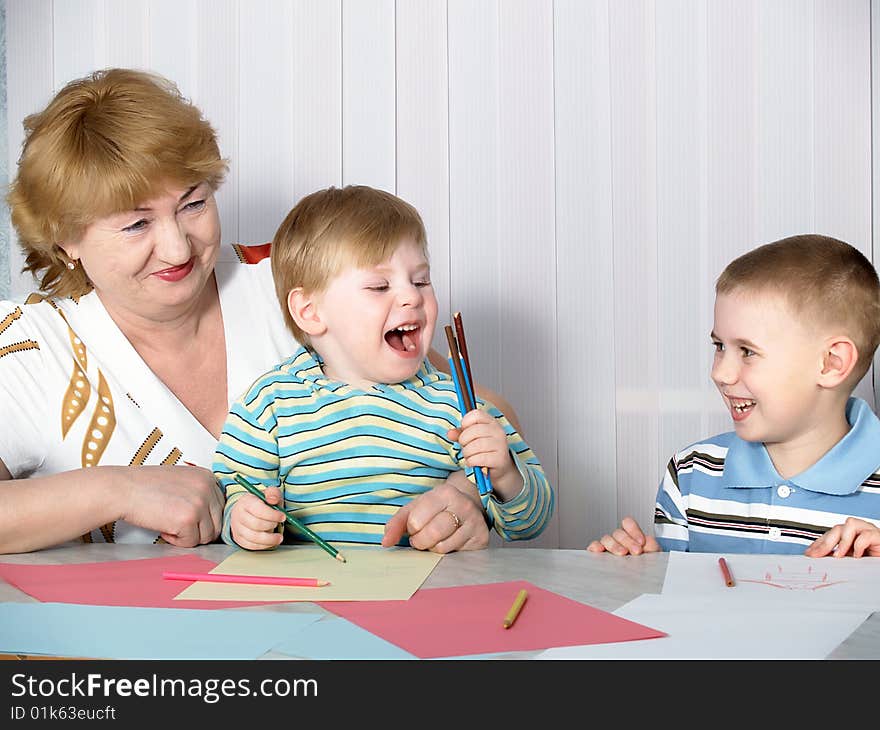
[740,564,846,591]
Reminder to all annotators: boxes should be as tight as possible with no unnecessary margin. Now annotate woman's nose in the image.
[155,217,192,263]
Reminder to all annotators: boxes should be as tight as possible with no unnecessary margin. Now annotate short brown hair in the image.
[7,68,228,298]
[271,185,429,343]
[716,234,880,386]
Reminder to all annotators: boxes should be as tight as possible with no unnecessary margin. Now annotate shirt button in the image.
[777,485,791,498]
[768,526,782,539]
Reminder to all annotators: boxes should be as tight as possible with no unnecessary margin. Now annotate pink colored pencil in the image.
[163,571,329,587]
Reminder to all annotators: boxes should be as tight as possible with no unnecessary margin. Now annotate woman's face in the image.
[60,182,221,324]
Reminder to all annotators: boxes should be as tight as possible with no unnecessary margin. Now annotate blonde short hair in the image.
[271,185,428,343]
[7,68,228,298]
[716,234,880,385]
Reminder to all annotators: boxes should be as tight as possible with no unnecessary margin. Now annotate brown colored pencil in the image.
[444,325,474,411]
[453,311,474,389]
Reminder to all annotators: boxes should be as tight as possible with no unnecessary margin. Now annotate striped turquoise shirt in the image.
[655,397,880,553]
[215,346,553,546]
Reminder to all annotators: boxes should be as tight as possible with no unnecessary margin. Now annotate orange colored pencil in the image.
[718,557,735,587]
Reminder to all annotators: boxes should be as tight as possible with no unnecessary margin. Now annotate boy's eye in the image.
[122,218,149,233]
[711,341,724,352]
[741,347,755,357]
[366,284,389,292]
[414,280,431,288]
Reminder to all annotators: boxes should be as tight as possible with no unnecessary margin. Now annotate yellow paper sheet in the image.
[173,545,442,602]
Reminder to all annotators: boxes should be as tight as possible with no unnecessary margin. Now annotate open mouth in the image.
[728,396,756,415]
[384,323,421,353]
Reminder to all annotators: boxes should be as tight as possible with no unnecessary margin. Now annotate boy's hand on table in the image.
[586,516,660,556]
[229,486,285,551]
[382,471,488,553]
[805,517,880,558]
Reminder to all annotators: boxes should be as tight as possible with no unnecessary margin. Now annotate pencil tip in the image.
[317,580,331,586]
[336,554,347,563]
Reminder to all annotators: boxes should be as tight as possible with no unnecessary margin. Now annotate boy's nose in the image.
[711,356,738,385]
[397,284,423,307]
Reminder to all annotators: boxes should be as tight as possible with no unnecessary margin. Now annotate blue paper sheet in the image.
[272,615,415,659]
[0,602,323,659]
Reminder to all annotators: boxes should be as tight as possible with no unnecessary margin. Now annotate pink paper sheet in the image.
[319,579,666,658]
[0,554,286,609]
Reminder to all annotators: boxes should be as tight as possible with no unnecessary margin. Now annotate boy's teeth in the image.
[732,399,756,412]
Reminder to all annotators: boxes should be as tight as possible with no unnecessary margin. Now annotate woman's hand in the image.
[587,516,660,556]
[228,486,286,550]
[120,465,226,547]
[382,470,489,553]
[805,517,880,558]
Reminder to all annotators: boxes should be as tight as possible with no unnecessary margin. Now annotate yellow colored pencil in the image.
[503,588,529,629]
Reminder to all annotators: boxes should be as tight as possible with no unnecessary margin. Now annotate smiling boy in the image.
[589,234,880,557]
[213,185,553,552]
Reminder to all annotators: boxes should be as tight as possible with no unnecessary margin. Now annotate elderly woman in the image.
[0,68,526,554]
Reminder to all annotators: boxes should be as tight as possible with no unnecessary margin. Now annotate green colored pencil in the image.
[233,474,346,563]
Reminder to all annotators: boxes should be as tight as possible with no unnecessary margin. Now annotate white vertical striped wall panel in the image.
[495,0,558,547]
[609,0,660,530]
[554,0,616,547]
[238,0,296,246]
[4,0,877,548]
[342,0,395,190]
[874,0,880,398]
[396,0,450,355]
[7,0,52,300]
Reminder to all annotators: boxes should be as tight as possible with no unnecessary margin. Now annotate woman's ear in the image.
[56,242,79,263]
[287,288,326,337]
[818,336,858,389]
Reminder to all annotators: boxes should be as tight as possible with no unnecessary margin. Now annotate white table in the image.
[0,544,876,659]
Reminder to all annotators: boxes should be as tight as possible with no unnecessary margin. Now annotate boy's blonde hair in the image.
[716,234,880,386]
[271,185,429,343]
[7,68,228,298]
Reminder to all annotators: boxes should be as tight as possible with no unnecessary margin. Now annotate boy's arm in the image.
[652,455,690,551]
[474,403,554,541]
[213,398,283,547]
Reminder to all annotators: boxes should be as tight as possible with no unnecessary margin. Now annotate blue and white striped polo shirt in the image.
[654,397,880,554]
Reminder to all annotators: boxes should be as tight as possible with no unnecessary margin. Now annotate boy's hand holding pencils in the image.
[446,413,523,499]
[229,484,287,551]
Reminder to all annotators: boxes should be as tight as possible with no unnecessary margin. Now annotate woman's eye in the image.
[414,280,431,288]
[741,347,755,357]
[122,218,149,233]
[182,199,206,213]
[711,341,723,352]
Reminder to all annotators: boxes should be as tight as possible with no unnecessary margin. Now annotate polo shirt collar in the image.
[722,397,880,495]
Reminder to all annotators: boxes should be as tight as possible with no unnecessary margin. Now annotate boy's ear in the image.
[818,336,858,388]
[287,288,327,337]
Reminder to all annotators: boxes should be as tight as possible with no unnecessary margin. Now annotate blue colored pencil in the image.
[445,323,493,496]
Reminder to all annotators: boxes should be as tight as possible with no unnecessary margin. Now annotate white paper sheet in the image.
[662,551,880,610]
[537,593,871,659]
